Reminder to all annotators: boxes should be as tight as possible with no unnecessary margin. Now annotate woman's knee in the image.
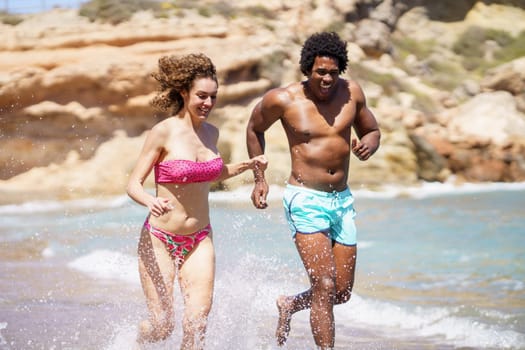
[184,307,211,328]
[158,319,176,340]
[138,318,175,343]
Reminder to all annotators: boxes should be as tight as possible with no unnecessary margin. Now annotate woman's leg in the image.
[178,236,215,350]
[137,225,177,344]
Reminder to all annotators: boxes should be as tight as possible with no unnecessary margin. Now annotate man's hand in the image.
[352,138,372,161]
[251,181,269,209]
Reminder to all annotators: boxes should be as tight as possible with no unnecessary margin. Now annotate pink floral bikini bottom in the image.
[143,219,211,263]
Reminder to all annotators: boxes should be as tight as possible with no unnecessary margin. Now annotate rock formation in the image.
[0,0,524,203]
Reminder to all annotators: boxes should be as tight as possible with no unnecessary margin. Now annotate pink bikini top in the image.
[154,157,224,184]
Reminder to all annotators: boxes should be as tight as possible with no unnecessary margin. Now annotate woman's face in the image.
[184,77,218,122]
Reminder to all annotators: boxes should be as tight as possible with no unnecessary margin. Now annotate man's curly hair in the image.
[299,32,348,76]
[150,53,218,114]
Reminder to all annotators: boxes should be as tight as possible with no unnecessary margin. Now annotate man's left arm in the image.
[351,85,381,161]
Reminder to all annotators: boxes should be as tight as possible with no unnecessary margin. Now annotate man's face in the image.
[308,56,340,101]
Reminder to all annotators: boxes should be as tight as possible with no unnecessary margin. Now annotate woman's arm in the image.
[126,126,172,217]
[216,155,268,182]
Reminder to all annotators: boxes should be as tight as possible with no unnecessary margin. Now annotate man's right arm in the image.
[246,89,285,208]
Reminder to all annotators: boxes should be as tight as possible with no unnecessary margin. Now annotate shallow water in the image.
[1,182,524,349]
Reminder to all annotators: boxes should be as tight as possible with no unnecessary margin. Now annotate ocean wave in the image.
[0,195,132,215]
[67,249,139,285]
[2,181,524,214]
[65,247,525,349]
[338,295,525,349]
[363,180,525,199]
[211,181,525,202]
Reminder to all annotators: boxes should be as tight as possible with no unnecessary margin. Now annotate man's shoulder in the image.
[263,82,303,104]
[344,78,365,100]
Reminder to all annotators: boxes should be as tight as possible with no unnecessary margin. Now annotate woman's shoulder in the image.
[152,116,188,134]
[149,119,170,137]
[146,118,182,148]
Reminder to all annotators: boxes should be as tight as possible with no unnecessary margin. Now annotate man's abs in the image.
[288,165,348,192]
[287,139,350,192]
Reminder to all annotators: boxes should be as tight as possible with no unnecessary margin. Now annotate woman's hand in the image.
[250,155,268,172]
[147,196,173,217]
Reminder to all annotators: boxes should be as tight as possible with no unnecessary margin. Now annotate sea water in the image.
[0,182,524,350]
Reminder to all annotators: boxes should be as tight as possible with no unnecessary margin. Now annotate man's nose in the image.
[322,73,333,81]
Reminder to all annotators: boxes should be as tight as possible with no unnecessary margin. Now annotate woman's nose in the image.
[203,96,214,106]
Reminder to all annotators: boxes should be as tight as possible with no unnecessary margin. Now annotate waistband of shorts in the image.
[285,183,351,197]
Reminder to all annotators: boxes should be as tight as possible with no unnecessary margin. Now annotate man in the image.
[246,32,380,349]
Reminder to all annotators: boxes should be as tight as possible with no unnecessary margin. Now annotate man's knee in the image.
[313,276,336,294]
[335,289,352,304]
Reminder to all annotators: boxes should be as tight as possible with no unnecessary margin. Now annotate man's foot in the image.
[276,295,293,346]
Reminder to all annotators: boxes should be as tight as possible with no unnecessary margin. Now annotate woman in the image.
[127,53,266,349]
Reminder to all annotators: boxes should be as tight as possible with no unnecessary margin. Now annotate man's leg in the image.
[276,239,356,347]
[333,243,356,304]
[280,232,336,347]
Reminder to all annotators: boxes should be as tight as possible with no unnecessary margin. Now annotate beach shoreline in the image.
[3,180,525,207]
[1,183,524,350]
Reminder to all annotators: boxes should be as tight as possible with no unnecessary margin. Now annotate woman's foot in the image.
[276,295,293,346]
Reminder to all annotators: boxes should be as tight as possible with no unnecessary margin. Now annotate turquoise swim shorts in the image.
[283,184,357,246]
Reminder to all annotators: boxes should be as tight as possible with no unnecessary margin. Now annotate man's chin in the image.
[318,87,333,99]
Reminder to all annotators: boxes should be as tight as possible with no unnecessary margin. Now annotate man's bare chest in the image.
[283,102,354,137]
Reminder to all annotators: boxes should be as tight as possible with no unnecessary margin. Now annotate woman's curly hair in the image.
[299,32,348,76]
[150,53,218,114]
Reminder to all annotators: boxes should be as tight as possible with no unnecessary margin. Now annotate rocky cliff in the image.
[1,0,524,203]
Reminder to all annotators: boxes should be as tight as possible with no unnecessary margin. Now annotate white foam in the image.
[337,295,525,349]
[67,250,139,285]
[2,181,524,214]
[209,181,525,203]
[357,240,375,249]
[210,184,285,203]
[75,249,524,350]
[491,278,525,291]
[354,180,525,200]
[0,322,8,348]
[104,323,140,350]
[41,246,55,258]
[0,195,131,215]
